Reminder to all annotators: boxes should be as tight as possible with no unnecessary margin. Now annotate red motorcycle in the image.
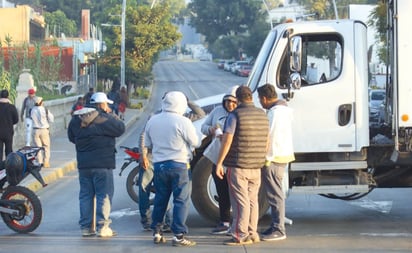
[118,146,154,203]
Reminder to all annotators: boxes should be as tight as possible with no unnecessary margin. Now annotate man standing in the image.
[257,83,295,241]
[68,92,125,237]
[21,88,36,146]
[83,87,94,106]
[0,89,19,161]
[31,97,54,168]
[216,86,269,245]
[144,91,200,246]
[201,85,238,235]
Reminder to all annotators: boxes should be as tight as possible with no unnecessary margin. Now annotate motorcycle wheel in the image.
[126,167,140,203]
[1,186,42,233]
[191,156,270,223]
[126,167,156,204]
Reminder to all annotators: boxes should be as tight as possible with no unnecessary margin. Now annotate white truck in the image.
[189,0,412,222]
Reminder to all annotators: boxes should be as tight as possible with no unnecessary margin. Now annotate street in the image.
[0,60,411,252]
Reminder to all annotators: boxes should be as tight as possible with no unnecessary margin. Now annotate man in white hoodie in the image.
[257,83,295,242]
[144,91,201,247]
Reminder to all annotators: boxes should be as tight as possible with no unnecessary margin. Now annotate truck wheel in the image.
[191,156,270,223]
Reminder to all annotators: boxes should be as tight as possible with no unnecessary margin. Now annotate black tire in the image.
[1,186,42,233]
[191,156,270,223]
[126,167,140,203]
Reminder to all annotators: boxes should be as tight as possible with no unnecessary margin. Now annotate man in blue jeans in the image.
[68,92,125,237]
[144,91,200,247]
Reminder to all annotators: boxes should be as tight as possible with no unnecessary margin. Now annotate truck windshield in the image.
[247,29,278,92]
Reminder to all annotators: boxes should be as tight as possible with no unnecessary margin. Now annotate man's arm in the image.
[215,132,233,179]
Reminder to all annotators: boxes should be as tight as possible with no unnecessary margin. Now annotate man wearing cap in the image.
[31,96,54,168]
[21,88,36,146]
[68,92,125,238]
[201,85,238,235]
[215,86,269,246]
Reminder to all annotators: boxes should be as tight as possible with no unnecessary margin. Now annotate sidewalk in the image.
[20,107,144,192]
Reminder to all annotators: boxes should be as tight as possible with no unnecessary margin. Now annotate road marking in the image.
[348,199,392,213]
[110,208,139,219]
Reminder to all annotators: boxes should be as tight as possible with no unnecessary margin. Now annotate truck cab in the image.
[190,0,412,222]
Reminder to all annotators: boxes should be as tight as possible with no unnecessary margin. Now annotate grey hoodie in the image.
[145,91,201,164]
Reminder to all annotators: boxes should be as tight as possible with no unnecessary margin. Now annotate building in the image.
[0,4,45,44]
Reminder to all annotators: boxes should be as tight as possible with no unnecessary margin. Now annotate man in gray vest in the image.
[215,86,269,246]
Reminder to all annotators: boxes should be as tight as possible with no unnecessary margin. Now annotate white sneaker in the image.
[97,227,117,237]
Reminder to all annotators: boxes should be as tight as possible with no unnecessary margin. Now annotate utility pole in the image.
[121,0,126,87]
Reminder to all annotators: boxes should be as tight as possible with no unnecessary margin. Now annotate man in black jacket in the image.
[68,92,125,238]
[0,89,18,161]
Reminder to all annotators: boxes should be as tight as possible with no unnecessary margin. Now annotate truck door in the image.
[272,29,366,153]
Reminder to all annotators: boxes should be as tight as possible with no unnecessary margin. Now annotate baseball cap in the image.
[72,107,96,116]
[90,92,113,104]
[34,96,43,104]
[28,88,35,95]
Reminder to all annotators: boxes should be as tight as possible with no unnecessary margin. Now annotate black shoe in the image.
[261,230,286,241]
[261,227,275,236]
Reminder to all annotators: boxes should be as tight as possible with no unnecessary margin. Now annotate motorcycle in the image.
[0,146,47,233]
[118,146,154,204]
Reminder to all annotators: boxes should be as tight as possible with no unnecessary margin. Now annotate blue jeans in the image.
[151,161,191,235]
[78,168,114,230]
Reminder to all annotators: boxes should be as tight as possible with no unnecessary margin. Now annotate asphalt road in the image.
[0,60,411,253]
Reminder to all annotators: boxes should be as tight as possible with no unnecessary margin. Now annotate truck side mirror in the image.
[290,36,302,72]
[290,72,301,90]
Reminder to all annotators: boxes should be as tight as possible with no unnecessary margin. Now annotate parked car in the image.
[369,89,385,122]
[237,65,253,77]
[223,60,235,71]
[231,61,249,74]
[217,60,225,69]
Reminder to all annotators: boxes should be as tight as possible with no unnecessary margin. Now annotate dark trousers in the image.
[0,136,13,161]
[212,164,231,223]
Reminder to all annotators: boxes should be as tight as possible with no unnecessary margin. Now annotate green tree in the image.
[188,0,262,44]
[44,10,77,37]
[98,4,181,86]
[368,2,387,64]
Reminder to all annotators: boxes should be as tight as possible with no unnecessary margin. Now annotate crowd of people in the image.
[1,82,294,247]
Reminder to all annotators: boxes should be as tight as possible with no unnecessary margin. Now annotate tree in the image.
[188,0,263,44]
[98,4,181,86]
[368,2,387,64]
[188,0,270,59]
[44,10,77,37]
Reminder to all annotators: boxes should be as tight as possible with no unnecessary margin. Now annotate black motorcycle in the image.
[0,146,47,233]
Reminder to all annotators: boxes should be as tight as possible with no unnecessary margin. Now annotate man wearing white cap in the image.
[68,92,125,238]
[30,96,54,168]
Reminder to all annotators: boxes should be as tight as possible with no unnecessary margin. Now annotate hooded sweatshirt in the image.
[266,100,295,163]
[144,91,201,164]
[201,85,238,136]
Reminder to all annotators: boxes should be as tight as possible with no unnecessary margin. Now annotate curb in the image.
[24,161,78,192]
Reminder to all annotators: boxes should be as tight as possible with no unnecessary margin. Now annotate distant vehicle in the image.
[231,61,249,74]
[223,60,235,71]
[237,65,253,77]
[217,60,225,69]
[369,89,385,122]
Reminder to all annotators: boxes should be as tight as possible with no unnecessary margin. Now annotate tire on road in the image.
[191,156,269,223]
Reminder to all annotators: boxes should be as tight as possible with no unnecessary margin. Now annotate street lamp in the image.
[101,0,126,87]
